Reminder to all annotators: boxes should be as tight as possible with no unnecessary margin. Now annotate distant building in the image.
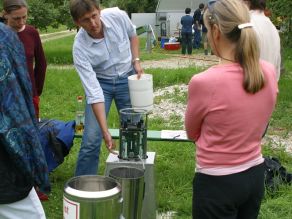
[156,0,208,37]
[131,0,208,38]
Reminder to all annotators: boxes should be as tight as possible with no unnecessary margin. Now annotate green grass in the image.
[39,25,69,34]
[43,36,191,65]
[268,49,292,135]
[41,36,292,219]
[43,35,75,65]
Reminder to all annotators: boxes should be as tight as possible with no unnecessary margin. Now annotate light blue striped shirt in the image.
[73,7,136,104]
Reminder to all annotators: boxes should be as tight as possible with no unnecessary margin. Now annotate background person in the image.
[185,0,278,218]
[3,0,47,119]
[181,8,194,55]
[69,0,144,176]
[0,22,49,219]
[243,0,281,81]
[201,5,209,55]
[193,3,204,49]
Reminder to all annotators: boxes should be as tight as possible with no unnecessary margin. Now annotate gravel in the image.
[142,55,218,69]
[149,84,188,128]
[151,83,292,151]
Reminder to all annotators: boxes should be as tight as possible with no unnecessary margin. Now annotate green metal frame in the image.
[74,129,192,142]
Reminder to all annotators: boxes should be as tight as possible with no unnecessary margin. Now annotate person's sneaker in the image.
[204,50,208,55]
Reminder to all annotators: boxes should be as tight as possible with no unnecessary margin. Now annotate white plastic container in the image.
[128,74,153,112]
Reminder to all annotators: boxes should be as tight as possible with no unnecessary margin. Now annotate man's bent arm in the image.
[130,35,143,78]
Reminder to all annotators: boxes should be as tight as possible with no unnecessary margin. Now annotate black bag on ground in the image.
[264,156,292,191]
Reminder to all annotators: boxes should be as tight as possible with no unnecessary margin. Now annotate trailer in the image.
[131,0,209,40]
[156,0,208,38]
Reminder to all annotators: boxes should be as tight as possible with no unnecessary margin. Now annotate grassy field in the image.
[39,25,69,34]
[42,35,187,65]
[41,36,292,218]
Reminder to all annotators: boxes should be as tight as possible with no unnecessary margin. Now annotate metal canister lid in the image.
[64,175,121,199]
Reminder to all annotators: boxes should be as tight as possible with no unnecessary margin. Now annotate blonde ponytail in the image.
[236,25,264,93]
[204,0,265,93]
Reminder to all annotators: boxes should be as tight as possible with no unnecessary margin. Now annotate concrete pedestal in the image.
[105,152,156,219]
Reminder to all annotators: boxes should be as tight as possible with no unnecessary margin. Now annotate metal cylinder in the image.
[63,175,123,219]
[109,167,145,219]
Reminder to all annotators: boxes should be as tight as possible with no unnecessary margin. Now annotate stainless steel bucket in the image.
[63,175,123,219]
[109,166,145,219]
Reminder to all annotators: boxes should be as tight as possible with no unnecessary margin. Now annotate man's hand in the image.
[130,35,143,79]
[133,61,143,79]
[103,131,117,154]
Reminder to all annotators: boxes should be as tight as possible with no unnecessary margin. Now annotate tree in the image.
[267,0,292,47]
[143,0,158,13]
[27,0,58,30]
[103,0,158,15]
[1,0,159,30]
[55,0,75,30]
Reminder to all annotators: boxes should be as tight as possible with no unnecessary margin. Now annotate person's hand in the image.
[103,131,117,154]
[133,61,144,79]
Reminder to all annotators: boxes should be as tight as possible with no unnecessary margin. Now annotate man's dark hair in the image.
[185,7,191,14]
[249,0,266,11]
[69,0,100,21]
[0,17,6,23]
[199,3,205,9]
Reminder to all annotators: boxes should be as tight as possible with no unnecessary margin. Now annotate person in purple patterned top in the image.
[0,22,49,218]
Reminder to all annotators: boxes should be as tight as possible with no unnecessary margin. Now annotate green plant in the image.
[28,0,59,30]
[267,0,292,48]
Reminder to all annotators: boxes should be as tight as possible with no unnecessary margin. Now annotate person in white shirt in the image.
[69,0,143,176]
[243,0,281,81]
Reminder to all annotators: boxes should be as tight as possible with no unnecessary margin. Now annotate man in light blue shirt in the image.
[69,0,143,176]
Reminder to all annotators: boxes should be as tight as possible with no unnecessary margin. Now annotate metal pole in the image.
[146,25,152,54]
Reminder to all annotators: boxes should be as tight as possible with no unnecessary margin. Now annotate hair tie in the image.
[238,23,254,29]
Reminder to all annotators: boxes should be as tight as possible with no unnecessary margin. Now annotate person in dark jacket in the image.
[193,3,205,49]
[0,22,49,219]
[181,7,194,55]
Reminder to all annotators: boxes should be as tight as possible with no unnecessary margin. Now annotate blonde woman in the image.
[185,0,278,218]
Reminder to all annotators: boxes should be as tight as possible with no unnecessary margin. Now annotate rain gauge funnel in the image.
[119,108,148,160]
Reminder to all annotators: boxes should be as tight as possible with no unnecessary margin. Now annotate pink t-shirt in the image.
[185,61,278,175]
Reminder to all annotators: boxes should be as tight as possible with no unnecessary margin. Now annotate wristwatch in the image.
[132,57,140,63]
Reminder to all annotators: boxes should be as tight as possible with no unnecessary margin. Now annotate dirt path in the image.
[42,30,219,68]
[142,54,219,69]
[48,54,219,70]
[40,30,76,43]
